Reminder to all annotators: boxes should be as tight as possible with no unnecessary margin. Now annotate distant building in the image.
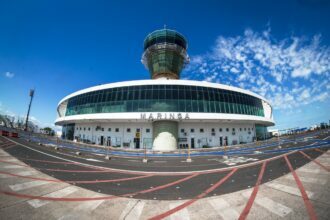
[55,28,274,151]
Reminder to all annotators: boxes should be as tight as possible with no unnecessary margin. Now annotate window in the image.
[200,128,204,133]
[115,128,119,132]
[181,129,185,133]
[146,128,150,133]
[88,127,90,131]
[211,128,215,132]
[244,128,246,131]
[190,128,195,133]
[239,128,242,131]
[252,128,254,131]
[101,128,104,131]
[219,128,222,132]
[84,127,86,131]
[108,128,111,132]
[127,128,131,132]
[226,128,229,132]
[232,128,235,132]
[248,128,251,131]
[80,127,82,130]
[136,128,140,132]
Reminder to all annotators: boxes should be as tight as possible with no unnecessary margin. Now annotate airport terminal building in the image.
[55,29,274,151]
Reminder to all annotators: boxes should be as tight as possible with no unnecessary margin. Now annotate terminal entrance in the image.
[219,137,223,146]
[191,138,195,148]
[134,138,140,149]
[100,136,104,145]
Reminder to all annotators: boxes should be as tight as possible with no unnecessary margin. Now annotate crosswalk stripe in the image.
[266,182,314,198]
[125,201,145,220]
[242,190,292,217]
[169,202,190,220]
[9,180,50,191]
[208,197,239,220]
[298,168,321,174]
[119,201,138,220]
[0,170,37,178]
[3,165,24,169]
[285,175,327,185]
[28,186,78,208]
[74,198,104,211]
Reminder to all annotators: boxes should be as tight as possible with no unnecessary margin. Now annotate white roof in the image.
[58,79,271,106]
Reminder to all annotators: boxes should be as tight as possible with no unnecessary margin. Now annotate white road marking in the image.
[266,182,314,198]
[74,199,104,211]
[3,165,24,169]
[285,175,327,185]
[10,180,50,191]
[85,158,103,162]
[298,168,321,174]
[124,201,145,220]
[0,170,37,178]
[169,201,190,220]
[242,190,292,217]
[208,197,239,220]
[28,186,78,208]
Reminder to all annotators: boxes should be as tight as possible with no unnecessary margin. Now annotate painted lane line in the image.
[242,190,292,218]
[131,173,199,195]
[125,201,145,220]
[28,186,78,208]
[148,169,238,220]
[3,136,295,175]
[208,197,239,220]
[85,158,103,162]
[266,182,314,198]
[285,175,327,185]
[239,161,267,220]
[169,202,190,220]
[0,170,153,184]
[284,155,317,220]
[9,180,51,191]
[299,151,330,172]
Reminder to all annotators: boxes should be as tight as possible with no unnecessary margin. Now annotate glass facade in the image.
[64,85,264,117]
[144,29,187,50]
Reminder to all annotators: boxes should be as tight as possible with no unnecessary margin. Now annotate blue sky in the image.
[0,0,329,130]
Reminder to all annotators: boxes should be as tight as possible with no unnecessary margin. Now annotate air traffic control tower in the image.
[142,28,190,80]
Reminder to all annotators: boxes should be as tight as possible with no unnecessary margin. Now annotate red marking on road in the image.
[0,173,198,202]
[132,173,200,195]
[0,170,153,184]
[239,161,267,220]
[148,168,238,220]
[299,151,329,172]
[284,155,317,220]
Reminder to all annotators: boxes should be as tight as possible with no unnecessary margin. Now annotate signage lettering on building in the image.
[140,113,190,121]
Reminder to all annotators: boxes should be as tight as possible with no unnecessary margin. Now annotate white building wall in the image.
[73,121,255,149]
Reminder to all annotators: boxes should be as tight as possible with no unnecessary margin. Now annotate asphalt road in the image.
[0,131,329,200]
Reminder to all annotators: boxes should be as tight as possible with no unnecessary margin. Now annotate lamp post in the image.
[186,144,192,162]
[25,89,35,131]
[142,143,148,163]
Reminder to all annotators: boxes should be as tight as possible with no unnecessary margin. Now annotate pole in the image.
[142,143,148,163]
[186,144,192,162]
[25,89,35,131]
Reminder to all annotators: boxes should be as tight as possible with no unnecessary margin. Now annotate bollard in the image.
[186,144,192,162]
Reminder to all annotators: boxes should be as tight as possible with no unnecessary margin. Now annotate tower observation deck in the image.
[142,28,190,79]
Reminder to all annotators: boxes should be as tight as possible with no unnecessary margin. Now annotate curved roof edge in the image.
[58,79,272,106]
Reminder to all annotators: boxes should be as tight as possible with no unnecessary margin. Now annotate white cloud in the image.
[182,27,330,110]
[4,72,15,78]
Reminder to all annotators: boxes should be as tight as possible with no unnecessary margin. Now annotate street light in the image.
[186,143,192,162]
